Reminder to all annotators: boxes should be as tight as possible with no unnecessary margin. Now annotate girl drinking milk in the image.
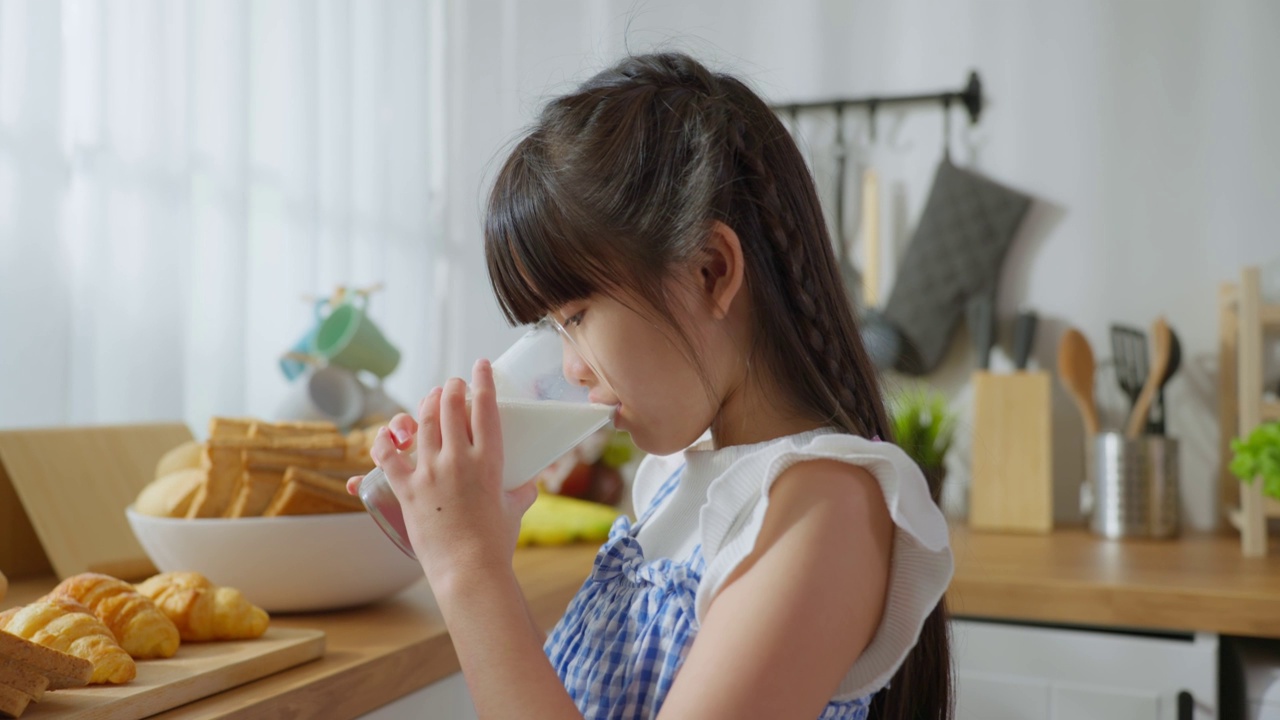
[352,52,953,720]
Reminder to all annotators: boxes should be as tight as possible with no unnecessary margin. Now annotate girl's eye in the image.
[565,310,585,327]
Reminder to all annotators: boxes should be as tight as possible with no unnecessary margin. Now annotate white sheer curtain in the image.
[0,0,445,435]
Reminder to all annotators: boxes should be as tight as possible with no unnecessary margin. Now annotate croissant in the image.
[0,597,136,684]
[47,573,179,659]
[134,572,268,642]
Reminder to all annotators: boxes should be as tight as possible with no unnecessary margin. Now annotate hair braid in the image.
[721,101,863,432]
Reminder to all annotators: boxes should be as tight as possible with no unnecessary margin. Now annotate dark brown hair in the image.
[484,52,951,720]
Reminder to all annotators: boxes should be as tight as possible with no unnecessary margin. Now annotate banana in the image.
[518,491,621,546]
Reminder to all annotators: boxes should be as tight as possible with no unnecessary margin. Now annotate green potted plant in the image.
[1230,420,1280,498]
[890,389,956,504]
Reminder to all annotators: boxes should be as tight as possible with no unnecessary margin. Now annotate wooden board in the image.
[0,423,193,581]
[969,371,1054,533]
[18,627,325,719]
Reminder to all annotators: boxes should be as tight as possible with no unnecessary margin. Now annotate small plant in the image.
[891,389,956,470]
[890,389,956,503]
[1231,420,1280,499]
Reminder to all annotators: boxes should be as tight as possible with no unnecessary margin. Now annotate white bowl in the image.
[126,507,425,613]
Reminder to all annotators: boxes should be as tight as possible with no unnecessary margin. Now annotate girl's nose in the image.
[562,342,596,388]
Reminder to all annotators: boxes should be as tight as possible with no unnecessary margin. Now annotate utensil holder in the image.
[1090,432,1180,539]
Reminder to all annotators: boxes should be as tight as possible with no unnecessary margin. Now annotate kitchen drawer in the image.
[953,618,1217,719]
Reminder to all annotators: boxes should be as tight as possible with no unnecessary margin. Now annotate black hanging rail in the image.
[773,70,983,128]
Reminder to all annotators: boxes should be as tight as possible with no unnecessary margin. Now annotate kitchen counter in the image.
[4,544,600,719]
[8,527,1280,717]
[949,524,1280,637]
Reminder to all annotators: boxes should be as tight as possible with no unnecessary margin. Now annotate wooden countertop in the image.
[9,527,1280,717]
[949,524,1280,638]
[4,544,601,719]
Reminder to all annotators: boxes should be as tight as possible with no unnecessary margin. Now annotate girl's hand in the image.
[368,359,538,584]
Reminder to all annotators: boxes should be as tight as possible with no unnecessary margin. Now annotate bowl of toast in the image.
[127,417,424,613]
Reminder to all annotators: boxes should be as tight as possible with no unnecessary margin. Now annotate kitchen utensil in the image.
[360,319,616,559]
[1124,317,1172,439]
[859,309,903,371]
[1012,310,1039,370]
[970,371,1054,533]
[1090,432,1179,539]
[1110,324,1148,419]
[1057,327,1100,436]
[1146,326,1182,435]
[16,627,325,720]
[967,295,995,370]
[881,160,1032,375]
[860,167,880,307]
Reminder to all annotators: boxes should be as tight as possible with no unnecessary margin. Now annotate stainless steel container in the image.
[1090,432,1180,539]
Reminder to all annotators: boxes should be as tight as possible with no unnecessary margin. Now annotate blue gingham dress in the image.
[545,465,873,719]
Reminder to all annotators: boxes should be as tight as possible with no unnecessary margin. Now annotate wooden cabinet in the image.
[953,619,1216,719]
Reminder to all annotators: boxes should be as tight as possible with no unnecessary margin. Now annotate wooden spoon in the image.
[1057,328,1099,436]
[1124,317,1172,439]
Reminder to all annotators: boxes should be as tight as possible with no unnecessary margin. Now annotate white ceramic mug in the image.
[275,365,366,430]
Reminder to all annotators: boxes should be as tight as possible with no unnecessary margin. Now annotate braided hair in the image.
[485,52,952,720]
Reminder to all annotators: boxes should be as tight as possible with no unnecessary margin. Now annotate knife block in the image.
[969,370,1054,533]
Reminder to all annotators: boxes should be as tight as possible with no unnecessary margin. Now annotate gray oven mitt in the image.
[882,159,1032,375]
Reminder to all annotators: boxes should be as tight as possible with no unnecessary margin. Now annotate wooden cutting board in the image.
[0,423,193,581]
[18,627,325,719]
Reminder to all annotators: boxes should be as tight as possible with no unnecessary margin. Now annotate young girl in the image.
[353,52,953,719]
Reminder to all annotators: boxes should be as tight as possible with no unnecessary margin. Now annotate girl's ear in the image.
[700,220,746,320]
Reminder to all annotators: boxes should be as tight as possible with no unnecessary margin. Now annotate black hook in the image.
[868,101,878,144]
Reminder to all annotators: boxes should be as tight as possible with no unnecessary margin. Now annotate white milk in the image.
[359,398,614,560]
[495,399,615,489]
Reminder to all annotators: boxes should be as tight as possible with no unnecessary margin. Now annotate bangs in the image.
[484,133,622,326]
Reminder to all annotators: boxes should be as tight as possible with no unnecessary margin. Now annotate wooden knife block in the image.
[969,371,1054,533]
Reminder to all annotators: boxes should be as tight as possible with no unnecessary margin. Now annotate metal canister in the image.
[1090,432,1180,539]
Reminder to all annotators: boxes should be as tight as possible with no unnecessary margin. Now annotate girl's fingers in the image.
[346,475,363,495]
[369,427,414,481]
[417,387,444,455]
[388,413,418,450]
[438,377,472,451]
[470,359,502,456]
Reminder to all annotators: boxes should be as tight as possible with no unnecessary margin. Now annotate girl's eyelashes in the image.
[565,310,585,327]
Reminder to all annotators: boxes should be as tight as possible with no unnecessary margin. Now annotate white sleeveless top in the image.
[630,428,954,700]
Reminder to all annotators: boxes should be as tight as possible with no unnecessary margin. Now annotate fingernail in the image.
[478,358,491,371]
[390,428,406,445]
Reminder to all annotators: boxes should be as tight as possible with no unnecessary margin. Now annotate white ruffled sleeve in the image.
[693,433,953,701]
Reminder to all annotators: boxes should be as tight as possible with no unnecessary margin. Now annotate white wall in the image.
[440,0,1280,531]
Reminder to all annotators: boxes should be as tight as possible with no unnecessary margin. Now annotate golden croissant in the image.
[134,572,268,642]
[47,573,180,659]
[0,596,136,684]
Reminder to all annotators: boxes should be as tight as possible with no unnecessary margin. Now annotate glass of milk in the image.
[359,319,615,559]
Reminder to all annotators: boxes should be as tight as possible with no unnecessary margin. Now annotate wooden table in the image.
[10,527,1280,717]
[949,524,1280,638]
[4,544,600,719]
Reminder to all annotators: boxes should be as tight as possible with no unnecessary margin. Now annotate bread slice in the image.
[226,471,285,518]
[0,630,92,690]
[186,446,243,518]
[244,450,373,479]
[0,682,32,719]
[0,656,49,701]
[208,417,254,439]
[263,467,365,516]
[207,433,347,457]
[250,420,339,436]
